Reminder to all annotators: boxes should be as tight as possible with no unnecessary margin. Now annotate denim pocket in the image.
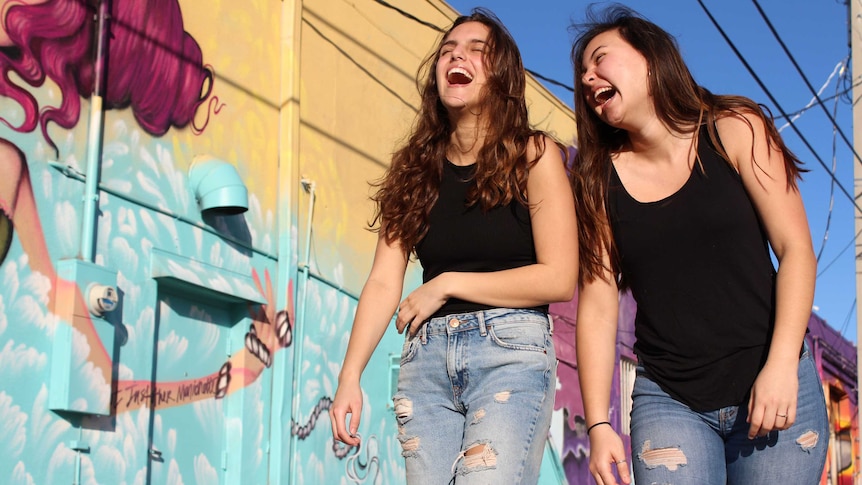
[400,334,421,365]
[487,317,549,353]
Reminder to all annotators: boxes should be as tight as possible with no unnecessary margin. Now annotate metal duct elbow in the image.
[189,156,248,215]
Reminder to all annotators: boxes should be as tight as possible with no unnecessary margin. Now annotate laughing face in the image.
[580,28,652,129]
[435,21,490,112]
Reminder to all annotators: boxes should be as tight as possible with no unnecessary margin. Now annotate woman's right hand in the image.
[588,425,632,485]
[329,380,363,446]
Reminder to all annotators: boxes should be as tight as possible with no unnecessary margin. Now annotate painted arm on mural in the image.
[395,136,578,336]
[576,244,632,485]
[330,235,409,446]
[716,112,815,439]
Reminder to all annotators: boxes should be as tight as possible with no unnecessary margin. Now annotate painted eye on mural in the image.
[0,210,11,267]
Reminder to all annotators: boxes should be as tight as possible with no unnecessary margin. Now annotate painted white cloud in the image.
[156,143,189,210]
[135,168,169,210]
[0,392,26,459]
[11,267,59,337]
[29,386,71,465]
[0,339,47,374]
[164,260,203,286]
[21,269,52,306]
[0,295,7,336]
[208,242,224,268]
[188,307,219,359]
[166,458,185,485]
[194,453,218,484]
[157,330,189,369]
[117,205,137,236]
[53,200,79,256]
[111,237,139,275]
[2,258,20,302]
[92,445,126,485]
[193,390,224,438]
[46,443,80,485]
[167,428,177,455]
[10,461,35,485]
[139,210,160,246]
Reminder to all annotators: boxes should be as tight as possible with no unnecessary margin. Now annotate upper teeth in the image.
[448,67,473,80]
[594,86,613,103]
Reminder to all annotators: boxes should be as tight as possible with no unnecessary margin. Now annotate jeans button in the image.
[448,318,460,328]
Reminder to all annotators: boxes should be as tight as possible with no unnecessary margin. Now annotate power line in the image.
[373,0,575,96]
[374,0,443,32]
[696,0,862,215]
[776,59,847,130]
[813,71,842,264]
[751,0,862,170]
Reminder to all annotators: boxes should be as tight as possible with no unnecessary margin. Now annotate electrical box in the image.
[49,259,118,415]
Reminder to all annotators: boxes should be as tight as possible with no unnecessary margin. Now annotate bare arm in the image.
[396,134,578,333]
[330,234,408,445]
[717,112,815,438]
[577,252,631,485]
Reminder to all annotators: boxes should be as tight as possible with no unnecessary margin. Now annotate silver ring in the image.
[616,459,627,464]
[777,413,787,418]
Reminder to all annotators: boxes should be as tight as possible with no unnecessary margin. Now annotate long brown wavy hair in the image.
[371,8,549,254]
[571,4,806,286]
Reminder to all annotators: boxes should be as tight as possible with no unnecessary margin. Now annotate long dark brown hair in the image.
[371,8,548,254]
[571,4,806,286]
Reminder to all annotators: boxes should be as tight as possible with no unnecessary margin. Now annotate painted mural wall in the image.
[0,0,579,484]
[0,0,285,483]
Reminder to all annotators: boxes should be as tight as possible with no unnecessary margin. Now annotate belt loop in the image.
[478,311,487,337]
[548,314,554,336]
[420,320,428,344]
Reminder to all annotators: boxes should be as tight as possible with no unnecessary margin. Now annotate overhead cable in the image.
[696,0,862,215]
[752,0,862,169]
[777,59,847,132]
[373,0,575,95]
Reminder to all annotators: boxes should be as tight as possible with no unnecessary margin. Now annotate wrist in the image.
[338,368,362,383]
[587,421,612,434]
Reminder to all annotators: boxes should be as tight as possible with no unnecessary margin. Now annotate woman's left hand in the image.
[747,360,799,439]
[395,274,449,336]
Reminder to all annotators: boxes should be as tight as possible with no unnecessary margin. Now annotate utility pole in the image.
[852,1,862,483]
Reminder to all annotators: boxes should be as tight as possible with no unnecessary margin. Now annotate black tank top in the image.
[608,128,776,411]
[415,160,546,319]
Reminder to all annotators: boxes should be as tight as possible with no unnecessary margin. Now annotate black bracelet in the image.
[587,421,612,434]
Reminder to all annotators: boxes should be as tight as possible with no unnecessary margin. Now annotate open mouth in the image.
[447,67,473,85]
[593,86,617,105]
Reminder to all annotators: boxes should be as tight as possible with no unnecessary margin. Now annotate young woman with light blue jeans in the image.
[330,8,578,484]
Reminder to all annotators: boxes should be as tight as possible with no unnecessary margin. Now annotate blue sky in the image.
[446,0,859,342]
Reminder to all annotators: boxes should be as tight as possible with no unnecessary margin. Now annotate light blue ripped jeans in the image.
[630,342,829,484]
[392,308,556,485]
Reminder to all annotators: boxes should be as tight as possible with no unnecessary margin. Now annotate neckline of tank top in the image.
[610,128,720,206]
[610,156,698,207]
[445,159,476,172]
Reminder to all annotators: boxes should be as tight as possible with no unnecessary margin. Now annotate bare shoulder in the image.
[714,109,769,151]
[526,133,563,167]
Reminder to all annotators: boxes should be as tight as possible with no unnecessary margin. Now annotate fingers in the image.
[329,403,362,446]
[617,457,632,484]
[591,459,629,485]
[395,300,426,336]
[747,396,797,438]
